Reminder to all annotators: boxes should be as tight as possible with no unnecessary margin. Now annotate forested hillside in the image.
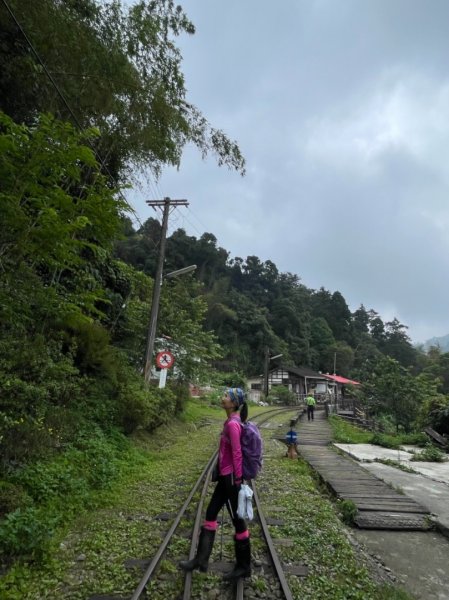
[116,219,418,376]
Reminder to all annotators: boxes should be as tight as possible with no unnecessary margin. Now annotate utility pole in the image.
[263,348,283,399]
[143,197,189,384]
[263,346,270,398]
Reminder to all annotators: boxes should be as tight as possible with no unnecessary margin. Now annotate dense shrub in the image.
[0,427,133,559]
[371,431,428,449]
[0,506,59,560]
[0,482,32,517]
[213,371,247,389]
[267,385,296,405]
[169,381,190,414]
[411,443,447,462]
[371,433,404,449]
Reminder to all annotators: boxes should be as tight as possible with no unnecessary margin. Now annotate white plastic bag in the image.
[237,484,254,520]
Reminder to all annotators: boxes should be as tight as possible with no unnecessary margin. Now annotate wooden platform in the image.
[296,411,432,531]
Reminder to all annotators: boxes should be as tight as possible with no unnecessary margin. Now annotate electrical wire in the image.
[2,0,164,251]
[182,207,205,238]
[186,205,210,235]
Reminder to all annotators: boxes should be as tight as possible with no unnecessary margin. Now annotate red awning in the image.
[323,374,360,385]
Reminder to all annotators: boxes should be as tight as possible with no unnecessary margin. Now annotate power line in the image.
[2,0,166,255]
[186,205,210,235]
[182,208,204,238]
[1,0,85,133]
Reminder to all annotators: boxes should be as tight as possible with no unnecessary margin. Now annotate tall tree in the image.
[352,304,370,338]
[383,318,417,367]
[0,0,245,179]
[357,356,426,432]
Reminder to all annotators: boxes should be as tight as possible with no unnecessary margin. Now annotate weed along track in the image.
[12,404,412,599]
[88,407,301,600]
[85,405,412,600]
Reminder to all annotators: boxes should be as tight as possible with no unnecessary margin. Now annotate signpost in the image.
[156,350,175,389]
[156,350,175,369]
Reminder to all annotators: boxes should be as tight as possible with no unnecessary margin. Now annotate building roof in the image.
[272,364,328,379]
[323,374,360,385]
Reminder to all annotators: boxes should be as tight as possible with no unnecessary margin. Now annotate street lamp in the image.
[165,265,197,279]
[143,264,197,384]
[263,348,283,398]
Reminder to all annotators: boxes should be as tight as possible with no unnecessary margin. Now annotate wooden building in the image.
[248,364,330,403]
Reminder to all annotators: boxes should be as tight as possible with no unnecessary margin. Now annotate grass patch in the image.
[178,397,223,423]
[329,415,374,444]
[410,443,447,462]
[329,416,428,449]
[0,426,134,562]
[0,403,414,600]
[0,398,225,599]
[374,459,418,474]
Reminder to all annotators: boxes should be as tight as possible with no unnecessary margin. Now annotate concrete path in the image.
[353,529,449,600]
[297,411,431,530]
[297,414,449,598]
[334,443,449,537]
[335,442,449,485]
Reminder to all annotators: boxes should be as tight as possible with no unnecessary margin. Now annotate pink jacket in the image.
[218,414,242,480]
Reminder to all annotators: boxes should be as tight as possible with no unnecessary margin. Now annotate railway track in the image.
[90,406,302,600]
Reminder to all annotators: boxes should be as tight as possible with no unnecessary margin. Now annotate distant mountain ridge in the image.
[422,334,449,352]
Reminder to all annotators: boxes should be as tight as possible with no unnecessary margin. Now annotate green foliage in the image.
[0,400,222,596]
[118,218,425,380]
[0,111,222,478]
[371,432,404,449]
[329,416,374,444]
[0,0,245,178]
[417,388,449,435]
[178,398,222,423]
[267,385,297,405]
[0,482,32,517]
[338,499,358,524]
[354,355,427,432]
[115,369,179,434]
[0,427,134,559]
[374,459,417,473]
[329,417,428,450]
[410,443,447,462]
[211,371,247,389]
[322,341,354,376]
[0,506,58,560]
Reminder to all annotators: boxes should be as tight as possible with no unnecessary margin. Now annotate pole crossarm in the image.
[146,199,189,207]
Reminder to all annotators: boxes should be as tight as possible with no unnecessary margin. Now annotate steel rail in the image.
[249,480,294,600]
[235,408,298,600]
[182,462,214,599]
[130,451,217,600]
[181,406,300,600]
[131,406,300,599]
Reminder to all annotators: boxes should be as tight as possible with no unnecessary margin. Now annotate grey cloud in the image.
[132,0,449,342]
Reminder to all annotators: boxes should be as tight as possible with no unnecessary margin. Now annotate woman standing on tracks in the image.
[179,387,251,580]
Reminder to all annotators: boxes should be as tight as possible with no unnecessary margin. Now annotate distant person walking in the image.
[306,393,316,421]
[179,388,251,580]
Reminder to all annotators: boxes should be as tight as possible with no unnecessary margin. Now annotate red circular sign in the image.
[156,350,175,369]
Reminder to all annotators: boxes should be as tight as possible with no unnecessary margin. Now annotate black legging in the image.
[205,474,247,534]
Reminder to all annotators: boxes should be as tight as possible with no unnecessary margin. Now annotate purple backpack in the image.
[241,421,263,480]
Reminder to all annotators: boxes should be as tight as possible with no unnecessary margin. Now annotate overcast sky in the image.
[130,0,449,344]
